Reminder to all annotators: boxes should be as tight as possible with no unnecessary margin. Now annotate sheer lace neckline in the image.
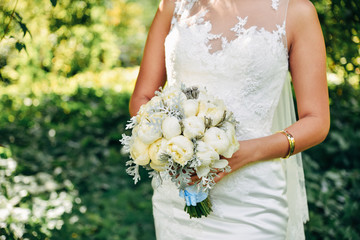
[171,0,288,54]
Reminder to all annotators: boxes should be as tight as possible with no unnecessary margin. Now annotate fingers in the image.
[214,171,228,183]
[189,167,230,186]
[189,174,199,185]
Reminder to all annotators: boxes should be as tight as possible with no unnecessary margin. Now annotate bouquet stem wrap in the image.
[179,185,212,218]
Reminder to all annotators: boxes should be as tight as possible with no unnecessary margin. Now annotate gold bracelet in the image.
[277,130,295,159]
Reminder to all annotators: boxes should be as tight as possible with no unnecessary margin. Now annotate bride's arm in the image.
[129,0,175,117]
[216,0,330,181]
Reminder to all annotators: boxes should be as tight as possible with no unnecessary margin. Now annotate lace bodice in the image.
[165,0,289,139]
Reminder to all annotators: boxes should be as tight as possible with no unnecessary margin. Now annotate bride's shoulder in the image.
[159,0,177,11]
[286,0,322,47]
[154,0,176,23]
[287,0,319,25]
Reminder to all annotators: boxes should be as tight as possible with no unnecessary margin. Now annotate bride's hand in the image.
[213,141,253,183]
[190,129,306,184]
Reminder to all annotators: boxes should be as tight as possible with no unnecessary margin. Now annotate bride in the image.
[129,0,330,239]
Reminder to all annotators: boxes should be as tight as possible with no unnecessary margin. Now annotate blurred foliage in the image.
[0,0,158,84]
[0,85,155,239]
[0,0,359,239]
[0,148,76,239]
[303,83,360,239]
[312,0,360,86]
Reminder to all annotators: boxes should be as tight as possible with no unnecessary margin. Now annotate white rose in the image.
[166,135,194,166]
[198,98,226,126]
[162,116,182,140]
[130,138,150,166]
[220,121,240,158]
[203,127,230,155]
[149,138,168,166]
[183,99,199,118]
[183,116,205,139]
[137,112,165,144]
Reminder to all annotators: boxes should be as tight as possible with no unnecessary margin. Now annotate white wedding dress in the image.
[152,0,309,239]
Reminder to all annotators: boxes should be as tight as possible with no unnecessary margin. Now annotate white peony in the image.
[183,116,205,139]
[137,112,165,144]
[197,98,226,126]
[183,99,199,118]
[203,127,230,156]
[212,159,229,169]
[136,96,163,123]
[137,123,161,144]
[130,138,150,166]
[148,95,163,107]
[162,85,186,98]
[149,138,168,171]
[220,121,240,158]
[161,86,187,110]
[150,162,166,172]
[136,103,151,123]
[166,135,194,166]
[196,141,219,166]
[195,141,229,178]
[131,125,139,137]
[195,158,229,178]
[162,116,182,140]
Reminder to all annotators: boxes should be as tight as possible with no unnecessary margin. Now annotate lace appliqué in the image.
[272,0,280,10]
[230,16,249,36]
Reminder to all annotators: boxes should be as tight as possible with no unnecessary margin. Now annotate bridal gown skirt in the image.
[152,158,289,240]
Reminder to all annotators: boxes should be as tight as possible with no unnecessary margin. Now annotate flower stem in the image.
[184,197,212,218]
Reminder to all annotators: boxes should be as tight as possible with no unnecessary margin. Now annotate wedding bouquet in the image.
[120,83,239,218]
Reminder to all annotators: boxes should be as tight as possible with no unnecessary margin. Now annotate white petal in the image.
[212,159,228,169]
[196,165,211,178]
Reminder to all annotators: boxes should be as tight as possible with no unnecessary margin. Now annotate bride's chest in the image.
[165,20,288,77]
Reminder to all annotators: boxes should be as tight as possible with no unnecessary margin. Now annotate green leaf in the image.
[15,42,26,52]
[50,0,57,7]
[18,22,30,37]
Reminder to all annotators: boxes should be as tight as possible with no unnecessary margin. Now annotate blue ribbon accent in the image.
[179,185,208,206]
